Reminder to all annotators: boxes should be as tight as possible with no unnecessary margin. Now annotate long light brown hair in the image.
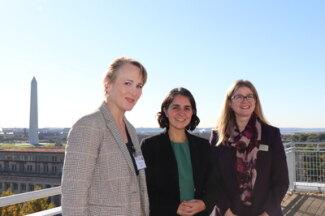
[215,80,267,145]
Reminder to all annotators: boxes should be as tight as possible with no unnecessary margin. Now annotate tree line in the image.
[282,132,325,142]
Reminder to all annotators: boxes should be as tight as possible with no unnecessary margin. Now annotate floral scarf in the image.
[227,115,262,206]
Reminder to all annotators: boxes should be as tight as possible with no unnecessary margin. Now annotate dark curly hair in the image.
[157,87,200,131]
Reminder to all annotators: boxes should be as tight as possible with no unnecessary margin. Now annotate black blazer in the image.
[209,123,289,216]
[141,131,214,216]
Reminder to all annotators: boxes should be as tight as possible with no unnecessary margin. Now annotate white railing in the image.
[284,142,325,192]
[0,186,62,216]
[25,206,62,216]
[0,142,324,215]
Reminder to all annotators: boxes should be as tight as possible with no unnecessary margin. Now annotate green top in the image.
[171,141,195,201]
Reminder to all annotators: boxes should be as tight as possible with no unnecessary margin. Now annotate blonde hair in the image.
[103,57,147,96]
[215,80,267,145]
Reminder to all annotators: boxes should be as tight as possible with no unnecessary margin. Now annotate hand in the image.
[224,208,236,216]
[176,199,206,216]
[259,212,269,216]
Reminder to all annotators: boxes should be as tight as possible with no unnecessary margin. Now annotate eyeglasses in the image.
[231,94,255,103]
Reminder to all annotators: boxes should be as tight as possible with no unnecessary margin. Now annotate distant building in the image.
[0,147,64,204]
[29,77,39,145]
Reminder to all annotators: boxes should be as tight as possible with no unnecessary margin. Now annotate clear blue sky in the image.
[0,0,324,128]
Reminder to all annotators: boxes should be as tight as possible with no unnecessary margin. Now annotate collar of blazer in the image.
[99,102,140,176]
[162,130,197,144]
[161,129,201,186]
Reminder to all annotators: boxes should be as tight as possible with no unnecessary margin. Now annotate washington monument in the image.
[29,77,39,145]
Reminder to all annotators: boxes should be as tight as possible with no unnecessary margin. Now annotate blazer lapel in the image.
[161,131,179,186]
[187,133,200,187]
[99,103,136,175]
[125,119,150,215]
[253,123,270,195]
[125,119,141,152]
[219,145,240,193]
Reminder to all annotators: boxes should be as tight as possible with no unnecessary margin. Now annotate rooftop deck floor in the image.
[282,192,325,216]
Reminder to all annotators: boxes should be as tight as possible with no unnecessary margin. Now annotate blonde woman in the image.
[62,57,149,216]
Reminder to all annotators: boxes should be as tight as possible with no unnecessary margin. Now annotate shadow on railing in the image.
[0,186,62,216]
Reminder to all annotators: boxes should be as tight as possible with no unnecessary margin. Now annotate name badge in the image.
[259,144,269,151]
[134,152,146,170]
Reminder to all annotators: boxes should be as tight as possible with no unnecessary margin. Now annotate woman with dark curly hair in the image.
[141,87,214,216]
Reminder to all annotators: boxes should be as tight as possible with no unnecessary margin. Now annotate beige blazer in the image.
[61,103,149,216]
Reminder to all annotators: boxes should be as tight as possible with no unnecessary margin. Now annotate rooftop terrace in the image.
[0,142,324,215]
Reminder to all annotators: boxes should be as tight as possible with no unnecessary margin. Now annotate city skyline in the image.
[0,1,324,128]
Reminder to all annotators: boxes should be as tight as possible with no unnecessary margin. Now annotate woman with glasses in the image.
[209,80,289,216]
[141,87,214,216]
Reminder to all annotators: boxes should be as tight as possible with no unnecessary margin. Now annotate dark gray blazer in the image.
[209,123,289,216]
[61,103,149,216]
